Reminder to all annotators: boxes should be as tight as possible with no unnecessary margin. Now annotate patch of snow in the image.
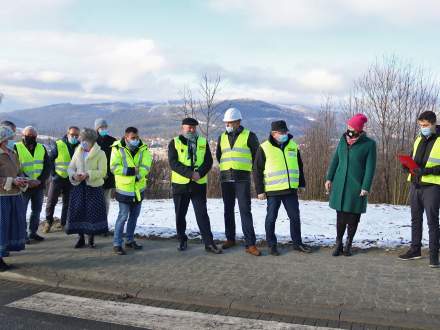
[40,199,426,249]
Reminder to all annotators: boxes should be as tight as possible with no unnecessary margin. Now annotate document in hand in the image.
[398,155,419,175]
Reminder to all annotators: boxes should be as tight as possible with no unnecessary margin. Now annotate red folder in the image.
[398,155,419,175]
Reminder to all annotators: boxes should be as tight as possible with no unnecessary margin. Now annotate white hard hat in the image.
[223,107,242,122]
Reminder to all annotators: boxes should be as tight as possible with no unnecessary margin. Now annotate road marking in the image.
[8,292,340,329]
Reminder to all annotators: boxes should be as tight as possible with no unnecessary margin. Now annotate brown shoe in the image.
[222,240,236,249]
[42,222,52,234]
[246,245,262,256]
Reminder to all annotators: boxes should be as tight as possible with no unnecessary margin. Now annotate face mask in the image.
[7,140,15,149]
[68,136,78,145]
[225,126,234,133]
[184,132,198,141]
[81,141,90,151]
[24,136,36,145]
[276,134,289,143]
[346,129,360,138]
[127,139,140,148]
[98,130,109,137]
[421,127,433,137]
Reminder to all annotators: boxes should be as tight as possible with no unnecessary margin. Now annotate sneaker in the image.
[0,259,10,272]
[222,240,236,249]
[293,243,312,253]
[245,245,262,256]
[113,246,126,255]
[177,240,188,251]
[429,252,439,268]
[29,233,45,242]
[269,246,280,256]
[125,241,143,250]
[205,244,223,254]
[398,248,422,260]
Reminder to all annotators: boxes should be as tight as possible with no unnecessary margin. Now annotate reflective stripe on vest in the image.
[261,139,300,192]
[408,136,440,185]
[54,140,71,178]
[171,136,208,184]
[15,142,46,179]
[219,129,252,172]
[112,141,152,202]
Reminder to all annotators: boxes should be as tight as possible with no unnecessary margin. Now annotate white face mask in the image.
[225,126,234,133]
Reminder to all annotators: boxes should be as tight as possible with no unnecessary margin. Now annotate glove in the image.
[413,168,426,178]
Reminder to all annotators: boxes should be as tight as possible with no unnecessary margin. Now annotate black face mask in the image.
[24,136,37,146]
[346,129,360,138]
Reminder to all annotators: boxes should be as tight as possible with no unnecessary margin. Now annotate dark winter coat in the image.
[253,134,306,197]
[215,126,260,182]
[168,135,213,195]
[96,134,117,189]
[326,133,377,214]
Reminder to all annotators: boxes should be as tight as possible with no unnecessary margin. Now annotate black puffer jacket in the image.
[97,134,117,189]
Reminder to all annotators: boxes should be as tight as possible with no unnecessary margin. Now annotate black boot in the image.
[0,258,10,272]
[430,251,439,268]
[177,240,188,251]
[332,239,343,257]
[343,220,359,257]
[88,235,96,248]
[74,234,86,248]
[343,239,353,257]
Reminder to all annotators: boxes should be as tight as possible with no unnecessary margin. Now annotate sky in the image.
[1,0,440,111]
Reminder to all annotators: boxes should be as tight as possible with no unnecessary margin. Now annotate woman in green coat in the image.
[325,114,377,257]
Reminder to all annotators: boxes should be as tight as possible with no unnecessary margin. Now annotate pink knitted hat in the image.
[347,114,368,132]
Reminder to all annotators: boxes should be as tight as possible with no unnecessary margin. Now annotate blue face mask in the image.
[7,140,15,149]
[127,139,140,148]
[98,130,109,137]
[81,141,90,151]
[421,127,433,137]
[276,134,289,143]
[68,136,78,145]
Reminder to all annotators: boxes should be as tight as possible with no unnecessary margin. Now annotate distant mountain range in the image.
[1,99,318,139]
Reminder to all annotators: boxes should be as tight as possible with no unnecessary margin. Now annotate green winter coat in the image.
[326,133,377,214]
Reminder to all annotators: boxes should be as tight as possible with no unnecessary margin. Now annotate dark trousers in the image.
[221,181,256,246]
[410,184,440,253]
[23,188,44,236]
[173,189,214,246]
[45,178,72,226]
[265,192,302,247]
[336,211,361,242]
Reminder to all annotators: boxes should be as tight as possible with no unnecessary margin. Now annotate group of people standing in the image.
[0,108,438,271]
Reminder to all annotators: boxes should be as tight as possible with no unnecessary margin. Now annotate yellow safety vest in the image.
[110,141,152,202]
[15,142,46,179]
[219,129,252,172]
[54,140,72,178]
[408,136,440,185]
[261,139,300,192]
[171,136,208,184]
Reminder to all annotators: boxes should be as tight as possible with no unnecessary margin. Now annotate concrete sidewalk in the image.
[1,231,439,330]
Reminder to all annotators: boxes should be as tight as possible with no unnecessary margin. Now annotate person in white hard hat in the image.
[216,107,261,256]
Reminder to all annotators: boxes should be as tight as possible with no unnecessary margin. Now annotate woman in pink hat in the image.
[324,114,377,256]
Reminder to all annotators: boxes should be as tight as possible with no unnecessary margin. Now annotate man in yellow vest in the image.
[110,126,152,255]
[168,117,221,254]
[399,111,440,268]
[253,120,311,256]
[44,126,80,232]
[15,126,51,243]
[216,108,261,256]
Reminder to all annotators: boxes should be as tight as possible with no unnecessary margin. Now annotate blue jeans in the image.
[22,188,44,237]
[265,192,302,247]
[113,202,142,247]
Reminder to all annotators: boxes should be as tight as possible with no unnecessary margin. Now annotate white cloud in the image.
[210,0,440,28]
[298,69,344,92]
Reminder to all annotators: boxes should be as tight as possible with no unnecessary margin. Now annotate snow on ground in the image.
[43,199,428,249]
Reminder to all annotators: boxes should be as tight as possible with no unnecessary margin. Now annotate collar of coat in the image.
[77,142,102,160]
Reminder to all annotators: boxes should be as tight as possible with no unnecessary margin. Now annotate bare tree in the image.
[300,96,338,201]
[343,56,439,204]
[178,73,223,142]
